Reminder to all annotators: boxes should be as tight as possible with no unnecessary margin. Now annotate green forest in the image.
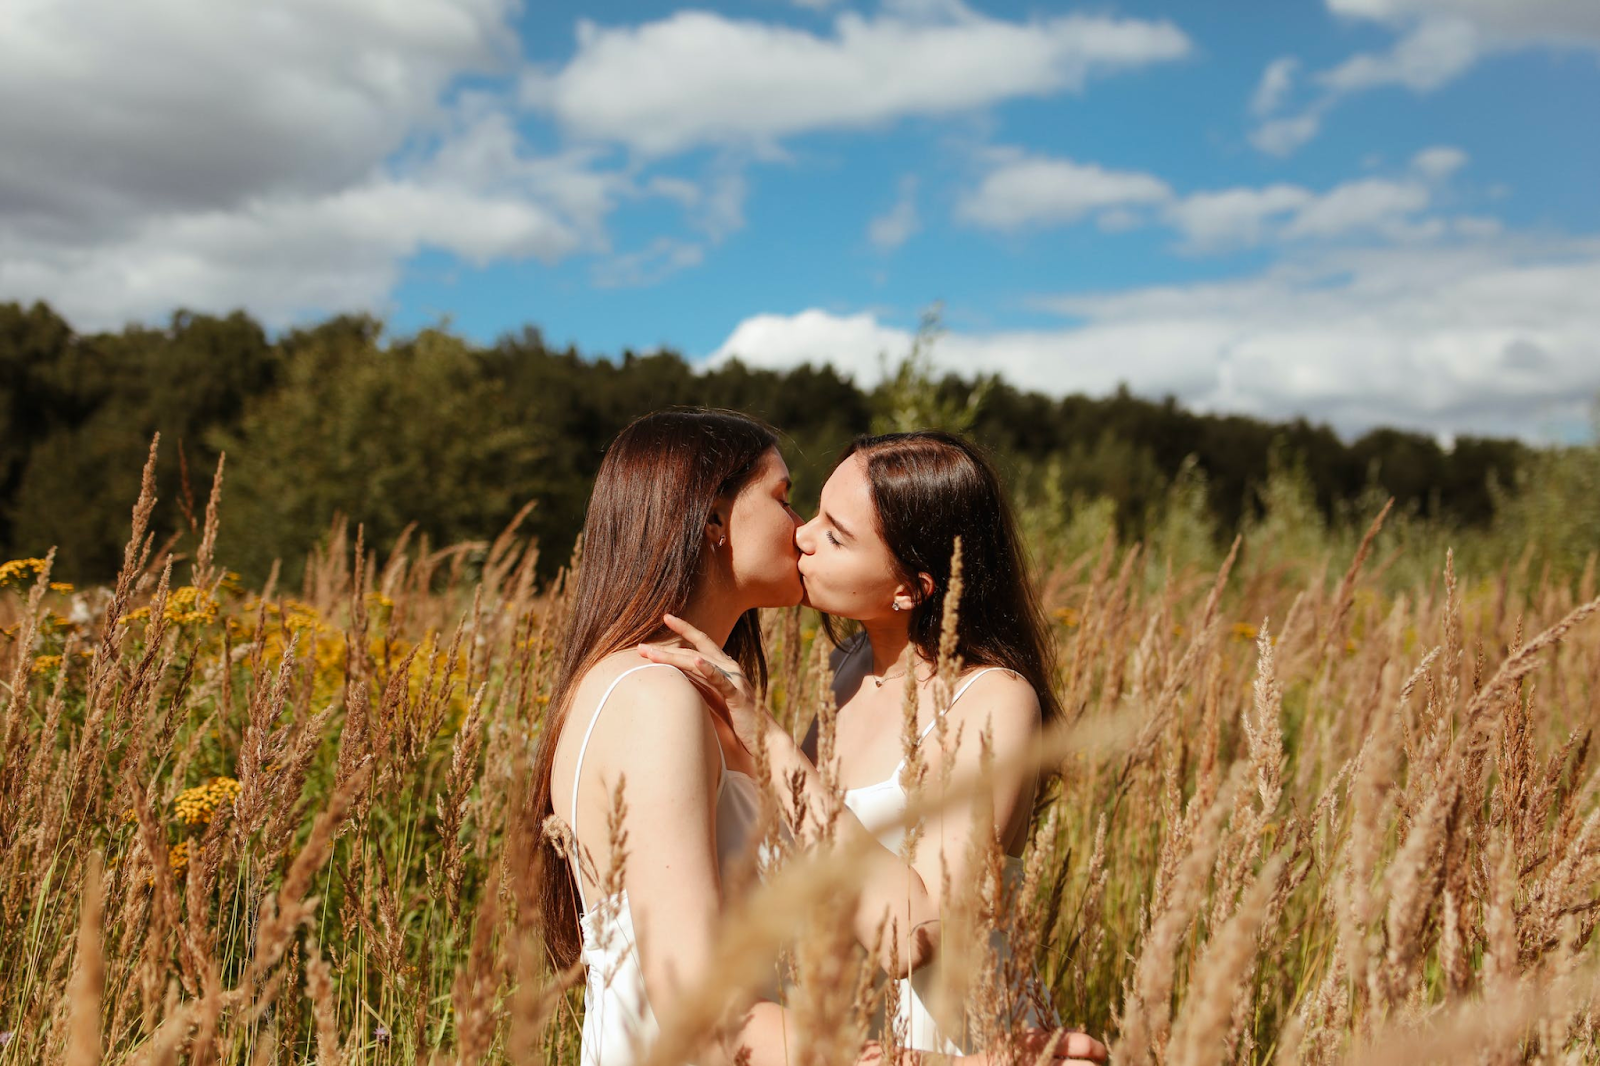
[3,299,1596,587]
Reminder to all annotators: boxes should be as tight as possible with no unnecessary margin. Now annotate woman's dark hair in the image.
[822,430,1062,726]
[530,408,779,969]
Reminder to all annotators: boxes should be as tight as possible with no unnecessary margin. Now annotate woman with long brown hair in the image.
[641,429,1070,1056]
[534,411,1104,1066]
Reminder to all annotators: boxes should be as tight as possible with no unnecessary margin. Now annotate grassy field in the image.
[2,435,1598,1065]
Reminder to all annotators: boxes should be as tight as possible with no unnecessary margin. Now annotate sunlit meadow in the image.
[2,430,1598,1066]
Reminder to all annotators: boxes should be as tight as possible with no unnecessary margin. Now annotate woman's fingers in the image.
[662,613,721,653]
[1015,1029,1108,1063]
[1060,1033,1109,1061]
[638,644,739,694]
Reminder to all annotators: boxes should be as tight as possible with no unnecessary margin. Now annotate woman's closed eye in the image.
[825,530,842,547]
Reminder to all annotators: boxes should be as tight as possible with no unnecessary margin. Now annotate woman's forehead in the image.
[822,454,872,512]
[757,446,790,481]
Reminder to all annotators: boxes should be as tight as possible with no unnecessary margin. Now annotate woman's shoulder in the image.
[950,664,1041,729]
[568,651,720,777]
[574,650,707,716]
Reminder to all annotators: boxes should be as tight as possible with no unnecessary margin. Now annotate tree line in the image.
[0,300,1562,585]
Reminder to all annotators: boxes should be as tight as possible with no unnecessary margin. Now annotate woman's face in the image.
[726,447,805,607]
[794,454,906,621]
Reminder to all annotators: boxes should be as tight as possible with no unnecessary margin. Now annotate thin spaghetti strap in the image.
[567,662,677,911]
[892,668,1013,776]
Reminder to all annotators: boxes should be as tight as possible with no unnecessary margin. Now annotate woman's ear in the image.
[892,572,938,610]
[704,505,728,547]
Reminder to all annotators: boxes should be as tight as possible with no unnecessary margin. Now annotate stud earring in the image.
[892,602,901,612]
[717,535,726,547]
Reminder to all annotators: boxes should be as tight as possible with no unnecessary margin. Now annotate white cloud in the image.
[1166,185,1315,249]
[1279,178,1431,239]
[1411,145,1469,180]
[0,0,516,238]
[522,5,1191,156]
[869,176,921,250]
[1319,17,1481,93]
[1250,56,1300,117]
[1254,0,1600,157]
[1249,112,1323,157]
[957,152,1171,231]
[0,0,638,326]
[0,175,583,329]
[958,150,1448,250]
[1326,0,1600,47]
[709,236,1600,441]
[713,308,914,373]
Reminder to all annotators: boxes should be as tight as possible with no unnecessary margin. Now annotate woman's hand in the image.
[855,1028,1109,1066]
[964,1029,1109,1066]
[639,614,771,752]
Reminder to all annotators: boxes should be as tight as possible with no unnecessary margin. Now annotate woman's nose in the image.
[794,517,816,553]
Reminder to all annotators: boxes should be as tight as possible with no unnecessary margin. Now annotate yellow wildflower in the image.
[163,586,220,626]
[1230,622,1259,642]
[0,558,49,586]
[1054,607,1081,628]
[31,655,63,674]
[173,776,242,826]
[50,582,73,593]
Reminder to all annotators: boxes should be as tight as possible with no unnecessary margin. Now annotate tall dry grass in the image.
[0,435,1597,1064]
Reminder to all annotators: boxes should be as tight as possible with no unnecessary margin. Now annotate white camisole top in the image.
[840,664,1046,1054]
[565,663,766,1066]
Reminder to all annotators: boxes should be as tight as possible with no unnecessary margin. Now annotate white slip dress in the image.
[840,665,1048,1054]
[565,663,768,1066]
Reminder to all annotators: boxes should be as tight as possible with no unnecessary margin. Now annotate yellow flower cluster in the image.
[0,558,49,587]
[121,585,221,628]
[31,655,63,674]
[1053,606,1081,628]
[167,585,220,626]
[1230,622,1260,642]
[168,839,190,876]
[174,776,242,826]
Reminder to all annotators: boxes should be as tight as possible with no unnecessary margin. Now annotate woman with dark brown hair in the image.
[642,429,1075,1056]
[534,412,1104,1066]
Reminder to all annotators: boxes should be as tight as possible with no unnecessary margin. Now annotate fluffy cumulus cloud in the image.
[709,236,1600,442]
[1319,16,1482,93]
[521,3,1191,156]
[957,147,1469,250]
[0,0,626,326]
[957,151,1172,231]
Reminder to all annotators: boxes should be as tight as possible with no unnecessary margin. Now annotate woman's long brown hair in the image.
[821,430,1063,727]
[530,408,778,969]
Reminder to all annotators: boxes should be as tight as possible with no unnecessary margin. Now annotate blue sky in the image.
[2,0,1597,441]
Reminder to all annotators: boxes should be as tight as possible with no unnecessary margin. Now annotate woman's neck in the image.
[858,616,924,679]
[655,589,744,650]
